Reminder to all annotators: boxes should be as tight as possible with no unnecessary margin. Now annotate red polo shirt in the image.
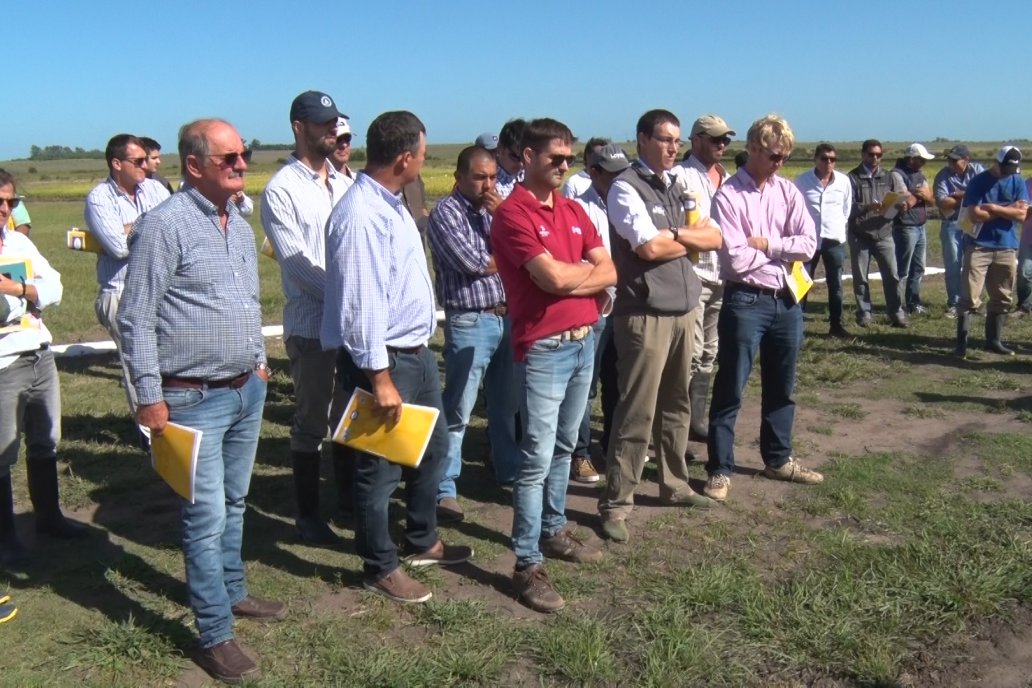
[492,183,603,361]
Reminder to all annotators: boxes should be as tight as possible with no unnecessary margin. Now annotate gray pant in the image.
[285,336,347,453]
[848,232,904,320]
[95,290,137,414]
[0,348,61,477]
[691,281,722,375]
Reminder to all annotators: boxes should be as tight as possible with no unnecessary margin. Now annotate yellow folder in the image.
[144,422,202,503]
[260,236,277,260]
[66,228,103,253]
[782,260,814,304]
[0,256,33,283]
[331,388,440,468]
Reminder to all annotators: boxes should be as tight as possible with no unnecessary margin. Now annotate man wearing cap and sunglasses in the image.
[934,145,985,318]
[261,90,353,546]
[891,143,937,316]
[85,134,171,438]
[330,116,358,190]
[955,146,1029,357]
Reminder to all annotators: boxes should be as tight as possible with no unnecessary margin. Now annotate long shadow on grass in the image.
[914,391,1032,415]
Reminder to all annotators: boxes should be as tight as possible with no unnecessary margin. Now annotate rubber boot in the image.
[688,371,712,443]
[0,473,27,566]
[292,450,340,546]
[984,313,1015,355]
[953,312,971,358]
[26,459,87,539]
[331,443,355,520]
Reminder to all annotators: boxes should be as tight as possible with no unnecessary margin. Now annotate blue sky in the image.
[7,0,1030,160]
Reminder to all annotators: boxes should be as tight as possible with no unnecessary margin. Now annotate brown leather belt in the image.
[728,281,786,299]
[481,304,508,316]
[386,345,426,355]
[546,325,591,342]
[162,371,251,390]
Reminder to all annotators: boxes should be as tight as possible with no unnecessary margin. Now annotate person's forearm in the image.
[677,225,722,251]
[568,262,617,296]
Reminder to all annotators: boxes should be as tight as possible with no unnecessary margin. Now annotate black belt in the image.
[162,371,251,390]
[727,281,786,299]
[18,344,49,358]
[386,345,426,355]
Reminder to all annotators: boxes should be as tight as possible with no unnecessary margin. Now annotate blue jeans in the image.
[163,373,266,649]
[894,224,926,309]
[706,285,802,477]
[1017,242,1032,311]
[338,346,448,579]
[806,238,846,326]
[574,316,610,458]
[848,232,904,320]
[439,311,519,499]
[512,332,594,569]
[941,221,964,308]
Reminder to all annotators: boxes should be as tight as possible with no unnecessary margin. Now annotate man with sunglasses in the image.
[846,139,909,328]
[891,143,936,316]
[85,133,171,434]
[703,114,820,503]
[118,119,280,684]
[598,110,722,542]
[492,118,616,612]
[796,143,853,337]
[330,116,358,190]
[494,118,526,199]
[261,90,353,546]
[670,114,736,445]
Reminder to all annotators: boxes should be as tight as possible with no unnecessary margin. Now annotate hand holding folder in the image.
[332,388,440,468]
[142,423,202,503]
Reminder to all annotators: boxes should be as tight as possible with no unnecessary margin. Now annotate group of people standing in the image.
[0,89,1028,684]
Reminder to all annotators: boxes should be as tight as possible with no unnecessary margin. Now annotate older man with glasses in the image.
[84,134,171,439]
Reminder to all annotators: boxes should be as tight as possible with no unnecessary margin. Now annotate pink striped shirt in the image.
[713,169,817,289]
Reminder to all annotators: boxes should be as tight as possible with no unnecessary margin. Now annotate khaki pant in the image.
[95,289,137,415]
[599,310,697,518]
[692,282,722,375]
[960,246,1017,314]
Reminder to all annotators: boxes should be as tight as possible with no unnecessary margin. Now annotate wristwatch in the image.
[256,363,270,374]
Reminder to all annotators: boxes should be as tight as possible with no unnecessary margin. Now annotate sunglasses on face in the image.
[122,157,148,168]
[337,134,352,146]
[0,197,21,209]
[818,155,837,162]
[708,135,732,146]
[208,149,254,167]
[864,151,883,158]
[547,154,577,168]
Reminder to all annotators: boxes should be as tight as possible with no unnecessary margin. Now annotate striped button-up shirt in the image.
[321,172,436,371]
[496,166,523,200]
[260,155,348,339]
[117,187,266,406]
[670,155,729,284]
[426,190,505,310]
[84,177,171,294]
[0,228,62,370]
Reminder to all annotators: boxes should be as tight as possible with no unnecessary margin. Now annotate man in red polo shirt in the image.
[492,118,617,613]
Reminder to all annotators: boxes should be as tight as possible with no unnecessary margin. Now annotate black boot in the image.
[26,458,87,539]
[984,313,1015,355]
[954,312,971,358]
[688,371,711,443]
[292,451,340,546]
[331,443,355,521]
[0,473,26,566]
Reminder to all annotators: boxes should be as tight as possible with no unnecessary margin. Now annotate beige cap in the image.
[691,115,736,138]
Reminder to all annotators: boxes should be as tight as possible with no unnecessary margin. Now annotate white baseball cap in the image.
[903,143,935,160]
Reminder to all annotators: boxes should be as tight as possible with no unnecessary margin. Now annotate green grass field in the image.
[2,153,1032,686]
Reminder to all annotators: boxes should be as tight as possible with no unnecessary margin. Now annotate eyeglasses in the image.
[208,149,253,167]
[708,135,732,146]
[650,134,682,148]
[122,157,148,168]
[818,155,837,162]
[761,147,789,164]
[547,154,577,168]
[864,151,883,158]
[0,197,21,209]
[337,134,352,146]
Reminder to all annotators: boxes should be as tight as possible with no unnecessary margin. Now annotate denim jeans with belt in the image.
[893,224,927,309]
[337,346,448,580]
[706,284,803,478]
[163,372,266,649]
[439,310,519,499]
[512,331,594,569]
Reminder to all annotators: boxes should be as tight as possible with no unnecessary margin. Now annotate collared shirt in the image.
[321,172,436,370]
[84,176,171,294]
[496,166,524,200]
[961,170,1029,250]
[608,160,674,247]
[339,165,358,192]
[713,168,817,289]
[117,186,266,406]
[426,189,506,310]
[794,168,853,244]
[561,170,592,199]
[670,154,729,283]
[261,155,348,339]
[574,185,617,314]
[0,228,62,371]
[933,162,985,223]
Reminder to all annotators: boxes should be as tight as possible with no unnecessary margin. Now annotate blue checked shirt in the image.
[496,166,523,200]
[261,155,348,339]
[117,187,266,406]
[426,190,506,310]
[321,172,436,371]
[84,177,171,294]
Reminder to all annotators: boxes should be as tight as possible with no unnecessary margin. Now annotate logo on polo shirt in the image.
[651,205,666,216]
[571,225,582,235]
[538,225,550,238]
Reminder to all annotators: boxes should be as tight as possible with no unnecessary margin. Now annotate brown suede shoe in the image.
[436,498,464,523]
[195,639,258,684]
[513,564,565,613]
[540,526,603,564]
[404,539,473,567]
[231,595,287,622]
[364,567,432,603]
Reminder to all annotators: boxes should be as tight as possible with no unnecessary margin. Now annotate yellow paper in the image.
[66,228,103,253]
[332,388,440,468]
[146,422,202,503]
[782,261,813,304]
[260,237,276,260]
[0,315,40,335]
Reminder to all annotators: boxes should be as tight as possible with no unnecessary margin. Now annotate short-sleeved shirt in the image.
[6,202,30,231]
[492,184,603,361]
[962,170,1029,250]
[934,162,985,223]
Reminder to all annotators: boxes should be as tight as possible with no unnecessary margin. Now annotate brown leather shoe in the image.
[436,498,464,523]
[513,564,565,613]
[195,639,258,684]
[231,595,287,621]
[364,567,432,603]
[404,539,473,567]
[540,526,603,563]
